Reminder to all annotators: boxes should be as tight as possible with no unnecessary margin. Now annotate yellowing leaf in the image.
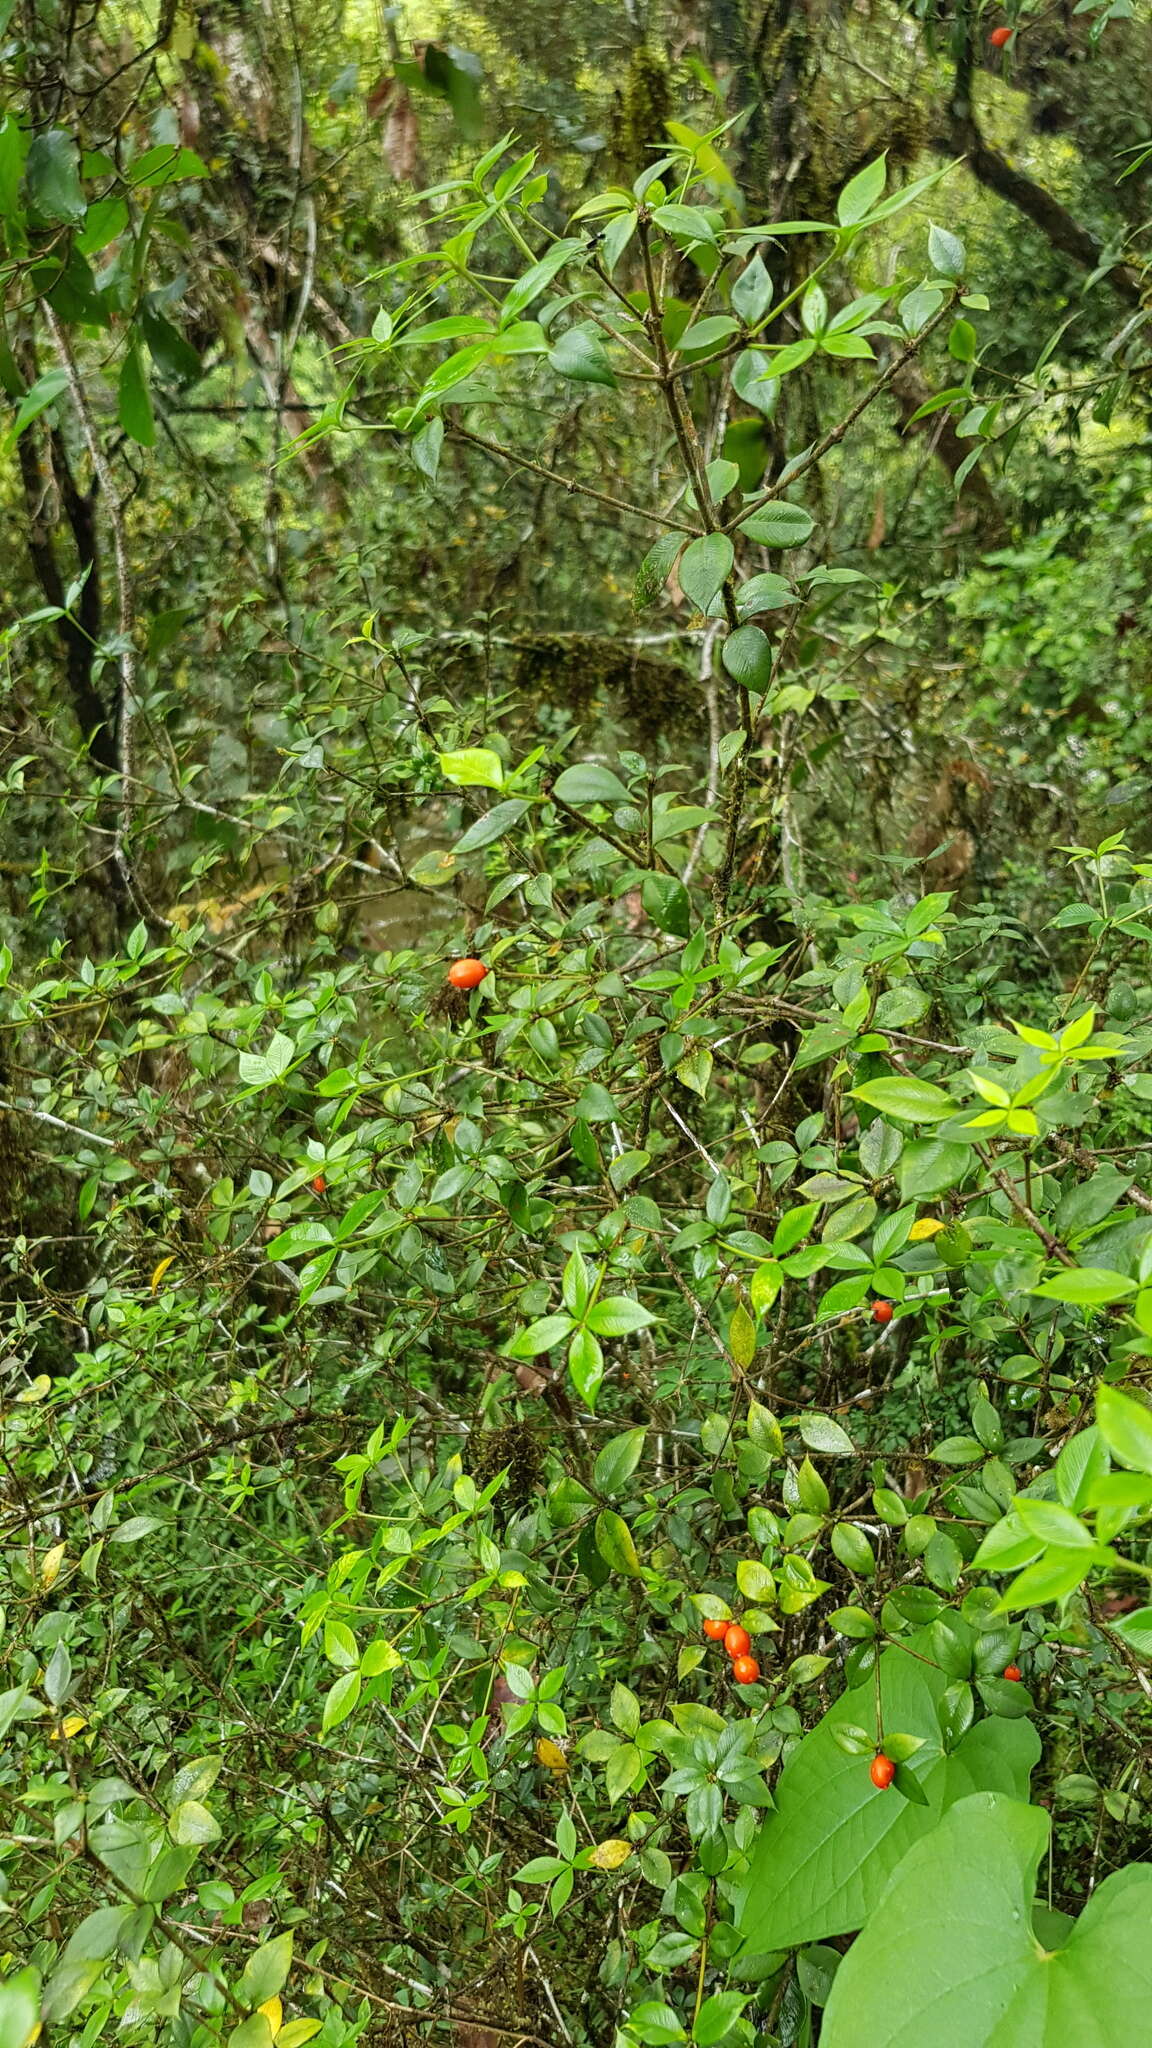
[16,1375,51,1404]
[535,1737,569,1775]
[40,1542,66,1589]
[49,1714,87,1740]
[151,1255,176,1292]
[258,1997,283,2038]
[909,1217,944,1241]
[588,1837,633,1869]
[729,1302,757,1370]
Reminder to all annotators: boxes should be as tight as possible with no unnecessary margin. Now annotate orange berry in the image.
[311,1174,326,1194]
[870,1753,896,1789]
[990,24,1012,45]
[872,1299,894,1325]
[1003,1663,1022,1682]
[724,1624,751,1659]
[703,1617,729,1642]
[732,1655,760,1684]
[447,957,488,990]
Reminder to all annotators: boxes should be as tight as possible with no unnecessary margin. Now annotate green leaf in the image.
[737,1635,1039,1951]
[634,533,682,611]
[722,623,773,689]
[454,798,529,852]
[678,533,734,613]
[24,129,85,223]
[799,1414,855,1457]
[642,871,690,937]
[168,1799,221,1845]
[322,1669,361,1732]
[129,144,208,188]
[822,1792,1152,2048]
[118,347,155,449]
[553,763,632,807]
[837,154,887,226]
[439,746,504,789]
[850,1076,955,1123]
[595,1509,642,1577]
[738,502,815,547]
[733,253,773,324]
[1031,1268,1137,1305]
[0,1967,41,2048]
[928,222,966,278]
[586,1295,655,1337]
[1097,1383,1152,1474]
[548,321,617,387]
[594,1429,646,1495]
[237,1932,293,2010]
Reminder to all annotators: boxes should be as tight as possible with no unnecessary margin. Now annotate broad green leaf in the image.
[548,322,617,387]
[237,1932,293,2010]
[1096,1383,1152,1474]
[737,1631,1039,1950]
[722,624,773,689]
[679,533,734,613]
[738,502,815,547]
[1030,1268,1137,1306]
[594,1429,646,1495]
[837,154,887,226]
[822,1792,1152,2048]
[439,747,504,789]
[595,1509,641,1577]
[850,1077,955,1123]
[0,1967,41,2048]
[553,763,632,807]
[24,129,85,222]
[454,798,529,852]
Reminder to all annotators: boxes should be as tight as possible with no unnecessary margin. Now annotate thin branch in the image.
[40,304,144,908]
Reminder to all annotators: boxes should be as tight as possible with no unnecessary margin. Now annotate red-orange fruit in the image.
[1003,1663,1022,1682]
[724,1623,752,1659]
[447,957,488,990]
[872,1299,894,1325]
[703,1618,728,1642]
[732,1655,760,1684]
[870,1753,896,1789]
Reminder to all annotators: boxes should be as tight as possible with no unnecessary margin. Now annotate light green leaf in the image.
[1031,1268,1137,1306]
[439,747,504,789]
[850,1077,955,1123]
[1096,1383,1152,1475]
[822,1792,1152,2048]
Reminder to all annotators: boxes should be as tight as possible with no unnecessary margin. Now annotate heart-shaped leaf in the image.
[822,1792,1152,2047]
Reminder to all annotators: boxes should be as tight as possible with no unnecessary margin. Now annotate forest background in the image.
[4,0,1152,2044]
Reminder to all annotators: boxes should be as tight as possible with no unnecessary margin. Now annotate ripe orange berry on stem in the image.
[703,1618,728,1642]
[870,1753,896,1790]
[1003,1663,1022,1682]
[990,24,1012,45]
[872,1299,894,1325]
[724,1624,751,1659]
[732,1655,760,1684]
[312,1174,326,1194]
[447,957,488,990]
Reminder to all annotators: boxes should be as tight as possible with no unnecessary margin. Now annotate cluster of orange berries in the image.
[703,1617,760,1686]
